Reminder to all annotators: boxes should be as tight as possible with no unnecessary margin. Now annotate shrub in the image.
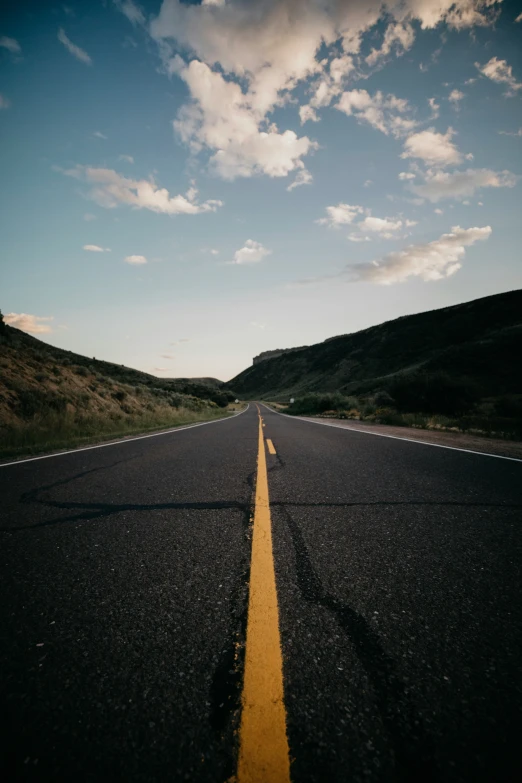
[288,392,359,415]
[75,366,89,377]
[112,390,127,402]
[389,372,478,416]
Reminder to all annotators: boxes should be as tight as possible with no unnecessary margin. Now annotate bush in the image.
[112,390,126,402]
[389,372,478,416]
[75,366,89,377]
[288,392,359,415]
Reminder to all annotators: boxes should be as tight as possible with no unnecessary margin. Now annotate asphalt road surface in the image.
[1,403,521,782]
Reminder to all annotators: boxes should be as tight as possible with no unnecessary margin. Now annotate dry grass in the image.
[0,406,232,460]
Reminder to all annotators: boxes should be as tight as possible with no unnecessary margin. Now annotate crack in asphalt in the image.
[280,504,436,782]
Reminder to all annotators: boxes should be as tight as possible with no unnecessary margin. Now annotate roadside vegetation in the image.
[277,375,522,441]
[0,314,238,459]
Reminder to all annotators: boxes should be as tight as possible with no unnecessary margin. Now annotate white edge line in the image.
[0,404,250,469]
[259,403,522,464]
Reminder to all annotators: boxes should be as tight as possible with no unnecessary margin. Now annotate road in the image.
[1,403,521,782]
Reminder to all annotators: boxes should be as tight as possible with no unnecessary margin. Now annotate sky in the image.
[1,0,521,381]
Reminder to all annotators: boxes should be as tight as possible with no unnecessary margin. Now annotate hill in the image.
[0,319,234,458]
[228,289,522,437]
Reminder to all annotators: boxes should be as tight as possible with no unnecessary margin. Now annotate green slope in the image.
[228,289,522,401]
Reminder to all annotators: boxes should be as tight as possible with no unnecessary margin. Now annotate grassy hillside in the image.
[0,320,235,458]
[228,289,522,438]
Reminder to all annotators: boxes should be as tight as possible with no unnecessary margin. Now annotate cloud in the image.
[287,168,313,191]
[498,127,522,137]
[516,12,522,23]
[83,212,97,221]
[160,353,175,359]
[169,338,190,345]
[113,0,145,26]
[428,97,440,118]
[412,167,518,202]
[210,248,219,255]
[0,36,21,54]
[358,216,403,235]
[62,165,223,215]
[173,59,317,180]
[125,254,147,264]
[317,203,365,228]
[83,244,111,252]
[154,367,170,372]
[349,226,491,284]
[399,171,415,180]
[250,321,266,329]
[119,154,134,163]
[336,89,417,137]
[366,22,414,66]
[476,56,522,95]
[149,0,500,179]
[448,88,465,106]
[57,28,92,65]
[401,128,464,167]
[4,313,54,334]
[230,239,271,265]
[93,131,107,139]
[0,93,11,109]
[348,233,370,242]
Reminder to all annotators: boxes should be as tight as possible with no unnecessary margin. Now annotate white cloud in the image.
[83,213,97,221]
[174,59,317,180]
[317,203,364,228]
[62,165,223,215]
[336,89,417,137]
[57,28,92,65]
[119,154,134,163]
[112,0,145,26]
[4,313,54,334]
[399,171,415,180]
[498,127,522,137]
[434,208,444,214]
[358,216,403,234]
[230,239,271,265]
[0,36,21,53]
[299,104,319,124]
[401,128,464,167]
[125,254,147,264]
[349,225,491,284]
[428,97,440,118]
[170,338,190,346]
[210,248,219,255]
[0,93,11,109]
[160,353,175,359]
[93,131,107,139]
[476,56,522,95]
[412,167,518,202]
[250,321,266,329]
[83,244,111,252]
[149,0,500,178]
[366,22,414,66]
[364,179,373,187]
[516,12,522,23]
[348,233,370,242]
[448,88,465,106]
[287,168,313,191]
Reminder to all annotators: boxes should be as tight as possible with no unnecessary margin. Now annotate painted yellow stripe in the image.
[237,413,290,783]
[266,439,276,455]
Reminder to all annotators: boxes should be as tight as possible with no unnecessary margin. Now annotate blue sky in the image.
[1,0,521,380]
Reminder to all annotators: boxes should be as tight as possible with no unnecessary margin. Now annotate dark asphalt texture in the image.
[1,403,522,782]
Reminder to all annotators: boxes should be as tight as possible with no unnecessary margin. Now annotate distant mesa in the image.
[252,347,308,365]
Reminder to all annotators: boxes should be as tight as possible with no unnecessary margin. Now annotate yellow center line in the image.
[237,409,291,783]
[266,439,276,455]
